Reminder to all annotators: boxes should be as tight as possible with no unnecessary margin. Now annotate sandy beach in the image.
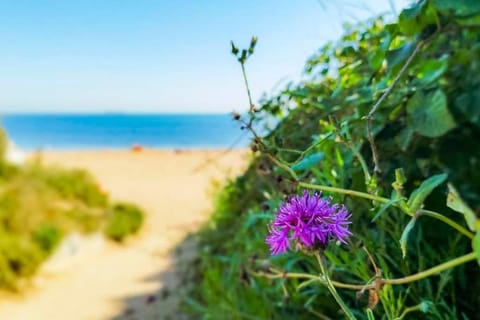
[0,149,249,319]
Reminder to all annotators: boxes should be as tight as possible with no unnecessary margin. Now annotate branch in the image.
[365,40,423,174]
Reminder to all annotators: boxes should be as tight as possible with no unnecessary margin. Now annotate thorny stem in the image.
[315,252,357,320]
[251,252,476,291]
[365,40,423,174]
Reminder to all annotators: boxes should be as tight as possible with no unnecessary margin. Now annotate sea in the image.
[1,113,250,151]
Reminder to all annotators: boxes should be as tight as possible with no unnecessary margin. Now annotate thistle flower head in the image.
[265,190,352,255]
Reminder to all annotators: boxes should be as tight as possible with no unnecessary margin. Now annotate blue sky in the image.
[0,0,411,113]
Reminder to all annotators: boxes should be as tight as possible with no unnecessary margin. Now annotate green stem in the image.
[252,251,476,290]
[394,304,423,320]
[299,182,388,203]
[420,210,474,239]
[298,182,473,239]
[352,146,372,184]
[384,252,476,285]
[240,63,254,109]
[268,154,299,180]
[315,252,357,320]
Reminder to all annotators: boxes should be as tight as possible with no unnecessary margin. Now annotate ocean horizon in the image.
[1,113,250,151]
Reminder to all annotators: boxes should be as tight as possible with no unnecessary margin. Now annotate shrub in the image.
[36,166,108,208]
[104,203,144,242]
[32,224,63,255]
[0,150,143,289]
[185,1,480,319]
[0,233,44,289]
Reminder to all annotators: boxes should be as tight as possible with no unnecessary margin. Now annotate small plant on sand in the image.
[105,203,144,242]
[0,141,145,289]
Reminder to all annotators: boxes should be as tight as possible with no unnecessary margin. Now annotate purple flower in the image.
[265,190,352,255]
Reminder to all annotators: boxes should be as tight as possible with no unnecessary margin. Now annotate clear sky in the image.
[0,0,411,114]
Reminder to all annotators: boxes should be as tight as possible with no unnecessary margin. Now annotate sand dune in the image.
[0,149,248,320]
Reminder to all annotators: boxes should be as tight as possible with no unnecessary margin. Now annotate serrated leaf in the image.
[400,218,417,258]
[416,57,449,84]
[447,183,477,231]
[407,89,456,138]
[473,233,480,266]
[407,173,448,213]
[292,152,324,172]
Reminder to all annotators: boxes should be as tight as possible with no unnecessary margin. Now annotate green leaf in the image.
[447,183,477,231]
[400,217,417,258]
[398,0,428,36]
[433,0,480,16]
[395,127,414,151]
[303,294,319,308]
[371,197,404,222]
[369,49,385,71]
[416,56,449,84]
[245,213,272,228]
[473,233,480,266]
[292,152,324,172]
[407,173,448,213]
[395,168,407,185]
[407,89,456,138]
[420,300,433,313]
[366,308,376,320]
[387,42,415,70]
[456,14,480,26]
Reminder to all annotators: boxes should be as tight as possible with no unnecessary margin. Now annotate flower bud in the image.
[230,41,239,55]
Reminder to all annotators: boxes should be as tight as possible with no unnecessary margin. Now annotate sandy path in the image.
[0,149,248,320]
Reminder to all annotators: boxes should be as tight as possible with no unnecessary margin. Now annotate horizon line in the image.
[1,110,237,116]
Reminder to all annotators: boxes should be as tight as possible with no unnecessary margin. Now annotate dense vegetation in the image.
[184,1,480,319]
[0,129,144,290]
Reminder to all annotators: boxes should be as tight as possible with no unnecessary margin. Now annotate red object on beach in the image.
[131,144,143,152]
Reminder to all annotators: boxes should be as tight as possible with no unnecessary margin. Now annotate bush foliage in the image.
[0,130,144,289]
[185,1,480,319]
[105,203,144,242]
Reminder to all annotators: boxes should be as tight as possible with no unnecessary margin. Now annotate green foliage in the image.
[104,203,144,242]
[407,173,448,213]
[185,0,480,319]
[32,224,63,254]
[30,165,108,207]
[406,89,456,138]
[0,233,44,289]
[0,152,144,289]
[0,128,17,178]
